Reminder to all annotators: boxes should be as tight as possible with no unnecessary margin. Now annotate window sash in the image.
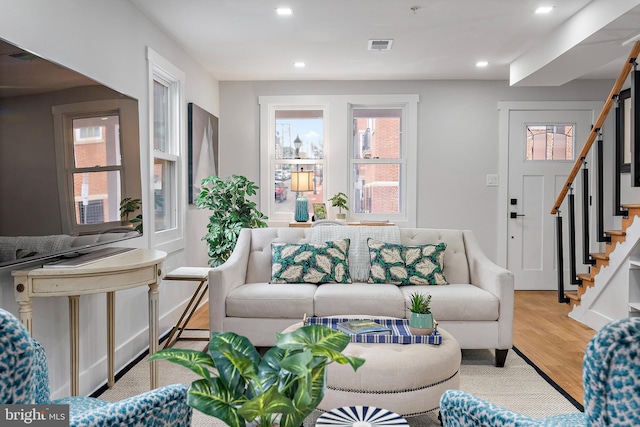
[147,47,185,247]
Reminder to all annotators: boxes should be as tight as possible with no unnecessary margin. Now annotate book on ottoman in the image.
[336,319,392,335]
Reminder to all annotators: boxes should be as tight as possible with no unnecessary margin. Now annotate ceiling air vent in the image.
[368,39,393,51]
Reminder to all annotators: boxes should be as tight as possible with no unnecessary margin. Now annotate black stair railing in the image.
[556,213,569,303]
[596,133,611,243]
[582,166,596,265]
[568,189,582,286]
[614,94,629,217]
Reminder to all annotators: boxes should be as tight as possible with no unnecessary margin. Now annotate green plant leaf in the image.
[276,325,350,353]
[209,332,262,397]
[279,349,313,377]
[256,346,286,393]
[187,378,246,427]
[238,386,295,422]
[280,364,328,427]
[149,348,215,380]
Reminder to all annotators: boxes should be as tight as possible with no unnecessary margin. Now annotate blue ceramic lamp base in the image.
[295,196,309,222]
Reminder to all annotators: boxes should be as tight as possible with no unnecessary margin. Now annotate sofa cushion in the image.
[227,282,316,319]
[271,239,351,284]
[400,229,470,284]
[246,228,311,284]
[367,239,448,285]
[400,284,499,321]
[314,283,406,318]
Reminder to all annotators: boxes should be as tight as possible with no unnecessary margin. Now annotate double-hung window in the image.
[52,99,141,235]
[260,95,417,226]
[147,47,185,248]
[350,107,405,216]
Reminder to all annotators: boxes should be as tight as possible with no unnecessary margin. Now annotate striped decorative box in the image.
[304,316,442,345]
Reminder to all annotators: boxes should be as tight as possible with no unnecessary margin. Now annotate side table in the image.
[162,267,210,349]
[12,248,166,396]
[316,405,409,426]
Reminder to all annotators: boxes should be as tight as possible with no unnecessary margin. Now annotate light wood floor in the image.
[186,290,595,405]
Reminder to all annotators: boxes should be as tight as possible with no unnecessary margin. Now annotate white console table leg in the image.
[107,291,115,388]
[148,280,160,389]
[68,295,80,396]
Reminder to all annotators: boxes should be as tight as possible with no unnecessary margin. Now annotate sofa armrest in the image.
[463,230,514,350]
[208,228,252,333]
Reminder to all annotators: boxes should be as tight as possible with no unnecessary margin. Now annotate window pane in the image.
[153,80,169,152]
[275,110,323,159]
[353,164,400,214]
[526,124,574,161]
[73,115,121,168]
[273,164,323,215]
[154,158,175,231]
[72,171,121,224]
[352,108,401,159]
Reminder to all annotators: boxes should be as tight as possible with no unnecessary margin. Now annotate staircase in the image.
[566,205,640,330]
[553,41,640,330]
[565,205,640,311]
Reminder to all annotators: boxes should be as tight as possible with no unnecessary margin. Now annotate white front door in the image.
[507,109,594,290]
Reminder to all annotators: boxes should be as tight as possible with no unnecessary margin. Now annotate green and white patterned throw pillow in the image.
[271,239,352,284]
[367,238,448,285]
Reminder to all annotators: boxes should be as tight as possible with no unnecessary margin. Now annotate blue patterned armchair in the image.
[440,317,640,426]
[0,308,192,427]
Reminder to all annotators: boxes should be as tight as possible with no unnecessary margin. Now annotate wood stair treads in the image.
[568,206,638,313]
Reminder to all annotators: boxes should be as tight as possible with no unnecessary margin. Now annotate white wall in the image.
[219,79,614,260]
[0,0,218,397]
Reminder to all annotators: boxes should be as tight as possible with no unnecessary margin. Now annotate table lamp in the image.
[290,169,314,222]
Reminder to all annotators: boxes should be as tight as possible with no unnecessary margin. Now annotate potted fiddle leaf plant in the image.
[150,325,365,427]
[408,292,434,335]
[195,175,268,267]
[329,192,349,220]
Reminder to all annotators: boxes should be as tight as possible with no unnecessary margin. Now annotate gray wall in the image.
[220,79,614,260]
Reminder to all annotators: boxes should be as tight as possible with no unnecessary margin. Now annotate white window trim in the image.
[146,47,186,252]
[259,94,418,227]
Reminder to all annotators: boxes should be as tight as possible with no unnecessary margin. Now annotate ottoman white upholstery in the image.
[284,318,461,418]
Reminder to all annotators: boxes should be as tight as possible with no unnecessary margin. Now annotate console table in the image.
[12,248,167,396]
[289,221,395,228]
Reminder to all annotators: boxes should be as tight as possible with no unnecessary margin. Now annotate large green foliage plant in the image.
[195,175,268,267]
[150,325,364,427]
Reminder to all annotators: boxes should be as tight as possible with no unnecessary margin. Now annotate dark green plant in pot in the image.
[195,175,268,267]
[119,197,143,233]
[150,325,365,427]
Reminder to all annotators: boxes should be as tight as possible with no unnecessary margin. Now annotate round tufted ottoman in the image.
[283,316,461,418]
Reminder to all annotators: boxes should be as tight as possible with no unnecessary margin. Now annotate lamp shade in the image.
[290,170,314,192]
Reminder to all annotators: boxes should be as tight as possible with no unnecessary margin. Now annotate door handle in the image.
[510,212,525,219]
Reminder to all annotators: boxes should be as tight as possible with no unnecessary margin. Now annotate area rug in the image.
[97,341,582,426]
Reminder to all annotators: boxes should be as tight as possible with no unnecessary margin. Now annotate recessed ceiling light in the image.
[294,62,305,68]
[276,7,293,16]
[535,6,553,14]
[476,61,489,68]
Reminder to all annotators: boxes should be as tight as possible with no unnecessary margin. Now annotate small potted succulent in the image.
[329,192,349,220]
[150,325,365,427]
[408,292,434,335]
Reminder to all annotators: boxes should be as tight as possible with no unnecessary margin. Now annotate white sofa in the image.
[208,226,514,366]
